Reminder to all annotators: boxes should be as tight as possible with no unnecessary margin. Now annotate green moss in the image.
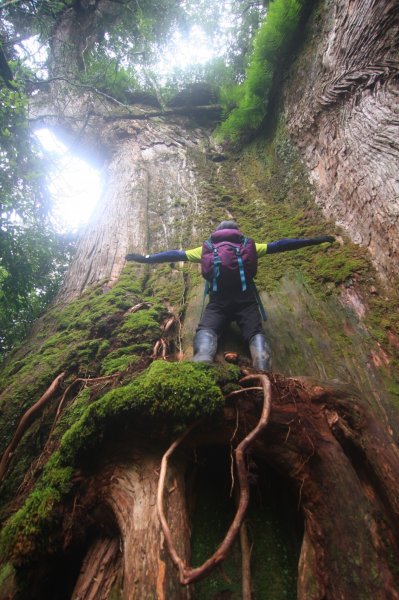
[119,308,161,336]
[205,121,366,299]
[192,113,399,419]
[0,361,238,564]
[248,492,299,599]
[311,247,367,285]
[0,562,15,594]
[207,118,399,373]
[0,263,175,509]
[217,0,308,141]
[0,452,74,563]
[101,350,141,375]
[191,454,300,600]
[97,339,111,357]
[56,388,93,433]
[63,361,228,441]
[146,263,186,307]
[192,470,242,599]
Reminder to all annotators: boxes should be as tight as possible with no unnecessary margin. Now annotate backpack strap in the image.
[252,282,268,321]
[212,246,220,292]
[234,246,247,291]
[201,280,210,317]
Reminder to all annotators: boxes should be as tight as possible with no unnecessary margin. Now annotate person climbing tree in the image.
[126,221,335,370]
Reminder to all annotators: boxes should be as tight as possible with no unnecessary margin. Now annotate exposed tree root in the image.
[234,485,252,600]
[49,373,120,437]
[157,373,271,585]
[5,373,399,599]
[239,517,252,600]
[226,386,263,398]
[12,373,120,499]
[0,372,65,484]
[151,314,177,359]
[126,302,153,314]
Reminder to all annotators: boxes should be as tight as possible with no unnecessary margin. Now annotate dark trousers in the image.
[197,290,264,342]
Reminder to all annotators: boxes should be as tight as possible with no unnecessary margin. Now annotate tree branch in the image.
[24,75,135,110]
[28,105,223,127]
[94,104,222,121]
[0,0,28,10]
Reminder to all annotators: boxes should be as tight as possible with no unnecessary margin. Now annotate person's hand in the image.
[125,253,149,263]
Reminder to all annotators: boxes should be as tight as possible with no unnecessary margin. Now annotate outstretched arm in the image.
[261,236,335,255]
[125,250,189,263]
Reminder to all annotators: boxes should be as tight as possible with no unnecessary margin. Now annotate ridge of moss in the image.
[0,267,150,426]
[0,263,175,506]
[204,120,399,367]
[0,361,239,564]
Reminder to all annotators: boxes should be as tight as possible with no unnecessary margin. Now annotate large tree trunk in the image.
[0,1,399,599]
[5,375,397,599]
[285,0,399,284]
[56,117,208,302]
[71,444,192,599]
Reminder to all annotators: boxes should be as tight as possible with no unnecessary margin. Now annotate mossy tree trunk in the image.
[285,0,399,284]
[0,1,399,599]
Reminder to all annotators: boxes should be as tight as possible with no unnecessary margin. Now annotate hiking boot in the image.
[192,330,218,363]
[249,334,272,371]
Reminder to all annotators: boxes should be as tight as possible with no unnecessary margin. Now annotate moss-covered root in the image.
[0,361,240,566]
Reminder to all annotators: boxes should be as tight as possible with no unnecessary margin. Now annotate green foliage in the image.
[74,0,183,103]
[178,0,266,82]
[3,1,81,40]
[217,0,306,140]
[0,56,72,360]
[77,48,142,104]
[45,1,267,106]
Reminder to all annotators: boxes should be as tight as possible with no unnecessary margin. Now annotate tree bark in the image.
[285,0,399,284]
[26,377,399,599]
[70,442,193,600]
[55,116,209,302]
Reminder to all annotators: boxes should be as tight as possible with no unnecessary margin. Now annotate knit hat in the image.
[216,220,239,230]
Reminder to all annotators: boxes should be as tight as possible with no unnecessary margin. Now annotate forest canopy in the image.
[0,0,309,359]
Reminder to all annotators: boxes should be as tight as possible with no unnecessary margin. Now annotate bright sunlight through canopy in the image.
[29,0,257,232]
[35,129,103,233]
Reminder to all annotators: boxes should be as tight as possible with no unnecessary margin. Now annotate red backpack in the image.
[201,228,257,292]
